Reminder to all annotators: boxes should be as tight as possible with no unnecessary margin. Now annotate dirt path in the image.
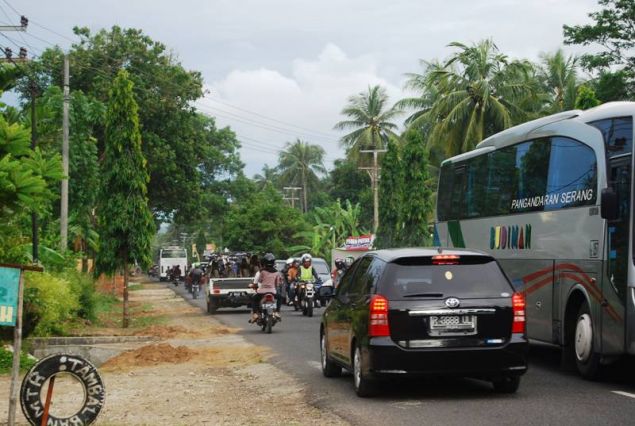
[0,280,347,425]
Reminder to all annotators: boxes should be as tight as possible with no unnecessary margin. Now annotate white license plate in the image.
[429,315,477,336]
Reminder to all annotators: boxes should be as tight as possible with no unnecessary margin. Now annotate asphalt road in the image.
[171,282,635,425]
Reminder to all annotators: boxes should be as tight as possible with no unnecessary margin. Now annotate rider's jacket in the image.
[299,266,315,282]
[257,270,281,294]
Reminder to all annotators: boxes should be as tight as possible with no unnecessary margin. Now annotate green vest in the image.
[300,266,313,281]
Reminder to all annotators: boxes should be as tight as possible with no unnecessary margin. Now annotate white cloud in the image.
[198,43,405,177]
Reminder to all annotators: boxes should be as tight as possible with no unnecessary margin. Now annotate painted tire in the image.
[20,354,105,425]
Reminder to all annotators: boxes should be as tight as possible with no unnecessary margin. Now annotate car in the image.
[320,248,528,397]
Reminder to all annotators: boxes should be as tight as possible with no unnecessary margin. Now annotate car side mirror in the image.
[601,188,619,221]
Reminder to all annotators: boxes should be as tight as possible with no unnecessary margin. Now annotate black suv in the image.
[320,248,528,397]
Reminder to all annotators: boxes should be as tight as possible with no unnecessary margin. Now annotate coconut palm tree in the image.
[400,40,540,157]
[277,139,326,213]
[539,49,579,113]
[334,85,401,161]
[253,164,279,190]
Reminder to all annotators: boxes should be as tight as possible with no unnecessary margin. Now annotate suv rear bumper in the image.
[365,335,528,378]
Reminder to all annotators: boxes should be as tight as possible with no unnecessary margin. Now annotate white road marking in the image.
[611,391,635,399]
[307,360,322,371]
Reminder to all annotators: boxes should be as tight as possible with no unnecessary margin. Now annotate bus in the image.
[435,102,634,378]
[159,246,188,281]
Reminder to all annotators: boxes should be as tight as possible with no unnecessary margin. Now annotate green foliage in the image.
[0,347,36,374]
[375,141,403,249]
[575,85,602,110]
[277,139,327,212]
[538,49,579,113]
[398,129,434,246]
[96,70,155,274]
[327,158,372,228]
[223,186,308,257]
[62,269,97,322]
[23,271,80,336]
[593,70,630,101]
[334,85,401,161]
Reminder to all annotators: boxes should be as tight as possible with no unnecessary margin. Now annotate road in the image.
[172,283,635,425]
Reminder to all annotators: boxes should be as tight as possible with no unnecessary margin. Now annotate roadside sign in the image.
[0,266,20,326]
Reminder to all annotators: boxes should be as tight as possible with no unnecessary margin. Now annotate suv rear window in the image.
[379,257,512,300]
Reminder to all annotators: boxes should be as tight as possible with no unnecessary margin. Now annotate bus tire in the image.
[574,302,601,379]
[20,354,105,425]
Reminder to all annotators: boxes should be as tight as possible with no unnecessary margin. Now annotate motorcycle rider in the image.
[250,253,283,323]
[331,258,347,288]
[172,265,182,282]
[284,258,298,305]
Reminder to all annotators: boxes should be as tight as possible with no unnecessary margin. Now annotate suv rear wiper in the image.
[403,292,443,298]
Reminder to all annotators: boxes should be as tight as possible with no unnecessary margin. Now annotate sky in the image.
[3,0,600,176]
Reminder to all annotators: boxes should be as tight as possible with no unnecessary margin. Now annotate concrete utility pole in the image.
[60,56,70,251]
[30,82,38,263]
[359,148,387,233]
[283,186,302,209]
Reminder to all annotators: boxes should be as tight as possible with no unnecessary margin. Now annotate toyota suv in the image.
[320,248,528,397]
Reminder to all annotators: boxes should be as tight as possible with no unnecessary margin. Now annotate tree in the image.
[375,141,403,249]
[277,139,326,213]
[253,164,279,190]
[538,49,579,112]
[563,0,635,97]
[327,158,372,229]
[398,129,433,246]
[575,85,602,110]
[399,40,540,158]
[334,85,401,160]
[96,70,155,328]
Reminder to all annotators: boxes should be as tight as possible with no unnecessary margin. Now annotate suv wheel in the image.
[492,375,520,393]
[353,346,375,397]
[320,333,341,377]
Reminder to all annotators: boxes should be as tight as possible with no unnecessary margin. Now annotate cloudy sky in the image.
[6,0,599,176]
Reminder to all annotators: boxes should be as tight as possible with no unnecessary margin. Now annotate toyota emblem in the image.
[445,297,460,308]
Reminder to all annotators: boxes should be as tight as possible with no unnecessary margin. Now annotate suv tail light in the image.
[212,281,220,294]
[512,292,526,334]
[369,295,390,337]
[432,254,460,265]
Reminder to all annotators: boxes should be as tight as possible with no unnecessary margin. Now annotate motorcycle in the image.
[192,281,200,299]
[252,293,279,334]
[296,280,315,317]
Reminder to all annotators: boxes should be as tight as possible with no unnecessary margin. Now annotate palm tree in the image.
[539,49,579,113]
[253,164,279,190]
[400,40,540,157]
[277,139,326,213]
[334,85,401,161]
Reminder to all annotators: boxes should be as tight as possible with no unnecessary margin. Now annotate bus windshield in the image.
[161,249,186,258]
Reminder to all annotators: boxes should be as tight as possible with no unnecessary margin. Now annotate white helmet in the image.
[286,257,295,265]
[301,253,312,263]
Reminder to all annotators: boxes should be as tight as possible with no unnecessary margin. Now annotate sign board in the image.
[344,234,374,251]
[0,266,20,326]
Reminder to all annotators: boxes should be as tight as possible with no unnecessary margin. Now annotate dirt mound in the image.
[101,343,198,371]
[133,324,196,339]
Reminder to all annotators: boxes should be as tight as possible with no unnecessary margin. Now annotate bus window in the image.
[589,117,633,157]
[437,163,453,220]
[487,147,517,216]
[516,140,550,208]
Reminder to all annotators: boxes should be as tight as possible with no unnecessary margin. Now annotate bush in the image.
[23,271,79,336]
[60,269,97,322]
[0,346,36,374]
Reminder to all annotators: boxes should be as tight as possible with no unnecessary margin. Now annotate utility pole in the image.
[283,186,302,209]
[359,148,387,233]
[60,56,70,251]
[30,82,39,263]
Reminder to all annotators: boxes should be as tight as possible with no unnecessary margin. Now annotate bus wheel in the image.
[574,302,601,379]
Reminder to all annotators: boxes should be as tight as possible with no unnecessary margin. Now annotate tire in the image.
[307,300,313,317]
[265,316,273,334]
[574,302,601,379]
[207,298,219,314]
[353,346,375,397]
[321,332,342,377]
[492,375,520,393]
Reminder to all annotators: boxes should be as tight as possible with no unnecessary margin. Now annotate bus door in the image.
[603,157,630,354]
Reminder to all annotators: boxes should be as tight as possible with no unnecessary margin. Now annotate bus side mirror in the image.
[601,188,619,221]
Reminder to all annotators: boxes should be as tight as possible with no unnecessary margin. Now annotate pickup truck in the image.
[206,277,255,314]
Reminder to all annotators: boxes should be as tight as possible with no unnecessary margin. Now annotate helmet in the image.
[334,258,345,269]
[301,253,312,263]
[286,257,295,265]
[262,253,275,268]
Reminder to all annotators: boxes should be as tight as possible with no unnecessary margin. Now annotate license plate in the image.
[429,315,477,336]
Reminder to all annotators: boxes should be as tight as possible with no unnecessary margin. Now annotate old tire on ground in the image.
[353,346,375,397]
[574,302,601,379]
[20,354,105,425]
[321,332,342,377]
[492,375,520,393]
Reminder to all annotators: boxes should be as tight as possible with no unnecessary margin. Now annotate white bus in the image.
[159,246,188,280]
[435,102,634,378]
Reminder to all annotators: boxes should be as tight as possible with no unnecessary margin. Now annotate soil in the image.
[0,279,347,425]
